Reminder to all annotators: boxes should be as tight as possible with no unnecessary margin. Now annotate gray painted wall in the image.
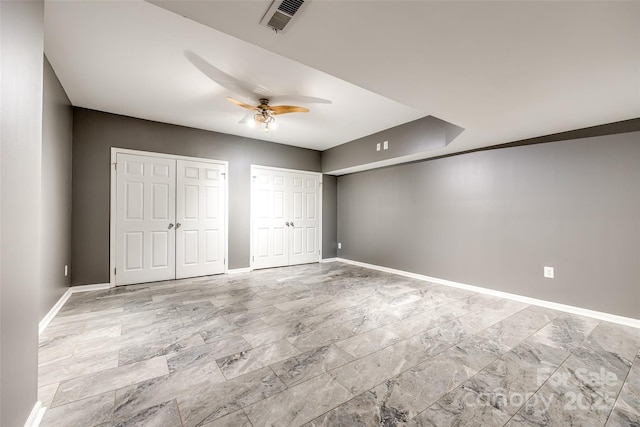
[337,132,640,319]
[322,116,463,174]
[41,56,72,319]
[72,108,324,285]
[322,174,337,259]
[0,0,43,425]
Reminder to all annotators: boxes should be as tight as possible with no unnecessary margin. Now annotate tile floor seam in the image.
[599,345,639,427]
[401,310,563,424]
[302,297,526,369]
[500,319,603,425]
[245,409,256,427]
[326,307,566,421]
[410,390,514,427]
[326,308,535,394]
[174,398,186,427]
[111,388,116,425]
[301,390,382,426]
[328,339,458,397]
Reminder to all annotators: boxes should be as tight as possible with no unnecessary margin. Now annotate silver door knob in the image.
[176,223,182,229]
[290,222,294,227]
[168,223,174,229]
[285,222,290,227]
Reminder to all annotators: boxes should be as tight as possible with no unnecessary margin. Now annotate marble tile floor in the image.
[38,262,640,427]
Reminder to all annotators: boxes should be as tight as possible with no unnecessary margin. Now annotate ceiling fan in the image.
[184,50,331,132]
[226,97,309,132]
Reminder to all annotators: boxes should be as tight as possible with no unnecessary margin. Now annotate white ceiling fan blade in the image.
[184,50,257,100]
[270,95,332,105]
[184,51,330,114]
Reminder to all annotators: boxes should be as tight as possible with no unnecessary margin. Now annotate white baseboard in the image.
[336,258,640,329]
[39,288,72,335]
[24,401,45,427]
[70,282,112,293]
[228,267,251,275]
[320,257,338,263]
[39,283,112,335]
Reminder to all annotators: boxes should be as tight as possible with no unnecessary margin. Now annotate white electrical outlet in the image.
[64,264,69,277]
[543,266,554,279]
[383,140,389,150]
[338,243,342,249]
[376,143,381,151]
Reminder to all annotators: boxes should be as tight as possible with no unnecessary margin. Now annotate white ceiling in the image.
[45,0,640,156]
[44,0,422,151]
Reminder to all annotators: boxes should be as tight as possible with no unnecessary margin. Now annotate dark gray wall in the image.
[322,174,337,258]
[337,132,640,319]
[72,108,323,285]
[41,56,72,318]
[0,0,43,425]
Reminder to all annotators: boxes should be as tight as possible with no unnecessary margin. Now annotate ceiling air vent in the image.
[260,0,309,33]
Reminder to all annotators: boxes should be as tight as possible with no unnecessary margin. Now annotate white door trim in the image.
[110,148,229,287]
[249,165,322,271]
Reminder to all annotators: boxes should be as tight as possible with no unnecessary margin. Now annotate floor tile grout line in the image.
[317,298,530,375]
[111,389,116,425]
[325,303,580,424]
[233,291,537,399]
[501,319,603,425]
[244,408,256,427]
[48,355,171,409]
[598,342,640,426]
[174,398,186,427]
[303,309,522,427]
[403,307,564,424]
[280,290,526,359]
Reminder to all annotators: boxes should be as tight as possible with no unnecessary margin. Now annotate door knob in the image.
[176,223,182,229]
[285,222,290,227]
[290,222,294,227]
[168,223,174,229]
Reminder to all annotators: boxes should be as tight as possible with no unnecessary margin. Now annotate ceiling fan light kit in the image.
[254,101,277,132]
[227,96,309,133]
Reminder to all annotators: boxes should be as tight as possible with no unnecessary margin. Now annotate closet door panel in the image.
[116,153,176,285]
[288,173,320,266]
[252,168,290,269]
[176,160,226,279]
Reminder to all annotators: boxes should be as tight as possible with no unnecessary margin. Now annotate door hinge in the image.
[113,163,117,171]
[252,176,256,182]
[224,258,226,265]
[252,256,255,262]
[114,268,116,275]
[222,172,226,180]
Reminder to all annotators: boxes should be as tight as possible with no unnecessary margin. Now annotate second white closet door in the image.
[253,168,290,269]
[289,172,320,266]
[176,160,226,279]
[252,167,320,270]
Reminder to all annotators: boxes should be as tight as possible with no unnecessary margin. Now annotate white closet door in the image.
[176,160,226,279]
[251,166,321,270]
[252,168,289,269]
[116,153,176,286]
[289,172,320,266]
